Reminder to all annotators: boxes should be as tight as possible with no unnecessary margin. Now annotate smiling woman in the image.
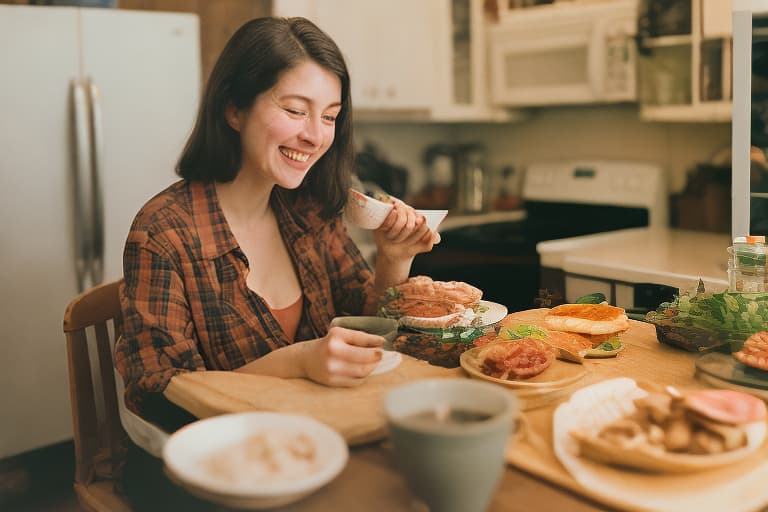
[113,15,441,511]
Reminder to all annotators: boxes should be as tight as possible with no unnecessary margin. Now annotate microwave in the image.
[488,0,638,107]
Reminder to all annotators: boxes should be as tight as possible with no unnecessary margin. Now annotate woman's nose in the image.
[299,116,323,147]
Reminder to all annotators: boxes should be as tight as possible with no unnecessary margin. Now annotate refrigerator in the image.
[0,5,200,458]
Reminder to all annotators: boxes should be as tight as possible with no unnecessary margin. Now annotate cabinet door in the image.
[0,5,81,458]
[80,9,201,283]
[313,0,379,109]
[373,0,436,110]
[275,0,435,111]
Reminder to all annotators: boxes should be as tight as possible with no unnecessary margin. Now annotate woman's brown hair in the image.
[177,17,353,218]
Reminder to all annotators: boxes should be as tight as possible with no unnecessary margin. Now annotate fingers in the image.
[379,201,429,243]
[316,327,386,380]
[328,326,385,349]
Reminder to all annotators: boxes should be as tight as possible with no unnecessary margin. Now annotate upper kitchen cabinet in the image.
[637,0,733,122]
[273,0,519,122]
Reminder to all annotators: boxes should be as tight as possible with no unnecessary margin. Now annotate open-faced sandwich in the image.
[497,319,590,363]
[477,338,556,381]
[543,303,629,358]
[563,379,767,473]
[379,275,485,330]
[495,303,629,363]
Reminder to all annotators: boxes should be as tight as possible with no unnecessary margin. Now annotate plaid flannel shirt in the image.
[115,180,374,416]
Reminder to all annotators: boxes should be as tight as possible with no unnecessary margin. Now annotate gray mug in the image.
[384,378,518,512]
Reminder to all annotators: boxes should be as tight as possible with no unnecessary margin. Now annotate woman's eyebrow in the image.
[279,93,341,110]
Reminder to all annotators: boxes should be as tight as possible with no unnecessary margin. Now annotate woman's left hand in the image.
[373,198,440,263]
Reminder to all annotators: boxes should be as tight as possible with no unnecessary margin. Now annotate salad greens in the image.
[498,324,548,340]
[575,292,607,304]
[646,280,768,337]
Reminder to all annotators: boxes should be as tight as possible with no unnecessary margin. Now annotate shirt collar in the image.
[190,181,311,260]
[190,180,239,260]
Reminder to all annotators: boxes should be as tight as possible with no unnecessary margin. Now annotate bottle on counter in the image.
[730,235,766,267]
[728,235,768,293]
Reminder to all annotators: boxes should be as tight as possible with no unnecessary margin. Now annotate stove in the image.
[410,160,667,312]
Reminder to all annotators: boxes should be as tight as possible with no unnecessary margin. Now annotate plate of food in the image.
[497,303,628,362]
[459,338,587,390]
[163,412,348,509]
[553,378,767,475]
[378,276,505,332]
[696,351,768,391]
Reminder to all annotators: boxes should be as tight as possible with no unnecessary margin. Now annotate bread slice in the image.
[544,304,629,335]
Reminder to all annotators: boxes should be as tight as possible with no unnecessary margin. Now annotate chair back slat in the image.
[63,279,131,510]
[94,320,127,477]
[66,328,100,485]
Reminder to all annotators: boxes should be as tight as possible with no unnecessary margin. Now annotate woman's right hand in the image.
[300,326,385,386]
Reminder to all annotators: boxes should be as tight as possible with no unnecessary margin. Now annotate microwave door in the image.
[491,26,598,106]
[587,19,608,99]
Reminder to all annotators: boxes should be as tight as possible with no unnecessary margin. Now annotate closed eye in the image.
[284,107,306,117]
[322,114,337,123]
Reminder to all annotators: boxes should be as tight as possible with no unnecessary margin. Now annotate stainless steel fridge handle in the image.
[87,79,105,286]
[70,79,93,293]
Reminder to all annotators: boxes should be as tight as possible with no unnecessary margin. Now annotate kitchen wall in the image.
[356,105,731,199]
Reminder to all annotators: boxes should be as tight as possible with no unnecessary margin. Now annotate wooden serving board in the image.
[504,309,768,512]
[164,353,462,446]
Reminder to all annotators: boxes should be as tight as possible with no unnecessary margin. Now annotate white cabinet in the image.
[274,0,435,112]
[638,0,732,122]
[273,0,518,121]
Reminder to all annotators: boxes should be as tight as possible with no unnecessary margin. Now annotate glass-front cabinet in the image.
[732,0,768,237]
[638,0,732,121]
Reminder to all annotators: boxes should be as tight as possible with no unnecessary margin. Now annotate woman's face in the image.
[228,60,342,189]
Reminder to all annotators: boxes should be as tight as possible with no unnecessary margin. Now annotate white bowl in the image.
[163,412,348,509]
[417,209,448,231]
[346,189,393,229]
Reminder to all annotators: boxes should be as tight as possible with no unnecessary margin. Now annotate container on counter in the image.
[727,236,768,292]
[728,235,767,268]
[728,262,768,293]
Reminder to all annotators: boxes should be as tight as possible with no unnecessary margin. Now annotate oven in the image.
[410,160,667,312]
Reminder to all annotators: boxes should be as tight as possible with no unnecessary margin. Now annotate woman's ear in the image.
[225,102,241,132]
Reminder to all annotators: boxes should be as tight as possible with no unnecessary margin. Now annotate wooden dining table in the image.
[163,308,768,512]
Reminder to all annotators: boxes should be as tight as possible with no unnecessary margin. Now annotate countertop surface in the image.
[537,227,731,293]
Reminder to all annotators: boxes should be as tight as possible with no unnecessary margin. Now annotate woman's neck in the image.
[215,172,274,224]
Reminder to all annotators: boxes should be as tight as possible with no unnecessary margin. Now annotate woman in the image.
[115,16,438,421]
[115,15,438,510]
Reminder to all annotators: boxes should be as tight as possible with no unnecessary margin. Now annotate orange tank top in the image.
[268,294,303,342]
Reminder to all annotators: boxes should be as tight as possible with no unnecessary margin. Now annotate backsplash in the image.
[354,105,731,199]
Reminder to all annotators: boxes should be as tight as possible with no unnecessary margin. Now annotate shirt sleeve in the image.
[323,215,378,316]
[115,230,206,416]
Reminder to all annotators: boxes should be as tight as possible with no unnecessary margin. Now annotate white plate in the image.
[401,300,508,332]
[479,300,508,326]
[163,412,348,508]
[370,350,402,376]
[553,378,766,475]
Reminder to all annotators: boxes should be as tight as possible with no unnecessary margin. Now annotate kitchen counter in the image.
[537,227,731,294]
[439,209,526,232]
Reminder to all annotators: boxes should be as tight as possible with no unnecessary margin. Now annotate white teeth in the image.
[280,148,310,162]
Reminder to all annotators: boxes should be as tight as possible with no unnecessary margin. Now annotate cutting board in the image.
[164,353,462,446]
[504,309,768,512]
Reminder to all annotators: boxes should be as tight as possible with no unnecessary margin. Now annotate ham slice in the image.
[684,390,767,425]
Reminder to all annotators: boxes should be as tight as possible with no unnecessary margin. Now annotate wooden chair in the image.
[63,279,132,512]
